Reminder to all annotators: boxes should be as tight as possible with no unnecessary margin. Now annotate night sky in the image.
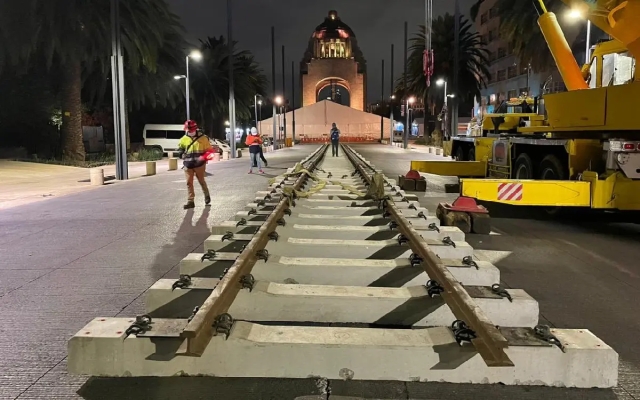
[166,0,476,105]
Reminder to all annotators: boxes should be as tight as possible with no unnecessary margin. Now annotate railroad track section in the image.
[68,144,617,387]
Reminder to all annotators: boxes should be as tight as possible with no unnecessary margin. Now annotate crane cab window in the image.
[602,52,636,87]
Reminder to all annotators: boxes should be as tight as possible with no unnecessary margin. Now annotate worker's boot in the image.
[204,196,211,205]
[183,201,195,210]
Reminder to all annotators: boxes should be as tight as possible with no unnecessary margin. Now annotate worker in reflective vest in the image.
[178,120,212,209]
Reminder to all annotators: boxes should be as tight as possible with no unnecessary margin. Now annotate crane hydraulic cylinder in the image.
[538,12,589,91]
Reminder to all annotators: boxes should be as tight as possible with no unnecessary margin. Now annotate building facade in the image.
[300,10,367,111]
[475,0,565,113]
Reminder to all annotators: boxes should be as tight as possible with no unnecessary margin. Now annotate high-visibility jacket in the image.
[245,135,263,153]
[178,133,212,169]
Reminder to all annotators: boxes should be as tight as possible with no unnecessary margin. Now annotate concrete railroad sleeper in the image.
[68,144,618,388]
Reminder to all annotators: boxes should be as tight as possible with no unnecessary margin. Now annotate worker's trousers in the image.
[253,147,267,167]
[331,141,339,157]
[184,165,209,202]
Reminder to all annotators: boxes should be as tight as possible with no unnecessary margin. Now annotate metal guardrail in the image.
[179,144,329,356]
[341,145,513,367]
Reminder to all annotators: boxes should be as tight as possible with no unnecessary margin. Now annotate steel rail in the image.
[179,144,328,356]
[341,145,513,367]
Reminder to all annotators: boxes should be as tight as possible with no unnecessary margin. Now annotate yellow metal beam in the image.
[410,161,486,177]
[460,179,592,207]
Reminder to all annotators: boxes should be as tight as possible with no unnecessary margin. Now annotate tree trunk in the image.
[60,59,85,161]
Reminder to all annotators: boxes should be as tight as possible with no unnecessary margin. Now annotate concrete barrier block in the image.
[89,168,104,186]
[168,158,178,171]
[145,161,156,176]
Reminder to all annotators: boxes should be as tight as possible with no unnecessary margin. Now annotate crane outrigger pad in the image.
[410,160,486,177]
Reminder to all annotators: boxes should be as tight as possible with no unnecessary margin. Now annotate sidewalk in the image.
[0,159,178,211]
[0,147,313,211]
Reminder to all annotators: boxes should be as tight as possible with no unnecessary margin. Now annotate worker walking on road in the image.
[251,127,268,168]
[330,122,340,157]
[178,120,212,210]
[246,127,264,174]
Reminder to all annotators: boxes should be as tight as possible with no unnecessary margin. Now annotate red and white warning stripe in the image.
[498,183,523,201]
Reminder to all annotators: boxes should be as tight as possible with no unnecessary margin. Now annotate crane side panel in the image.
[460,179,591,207]
[545,89,607,128]
[605,83,640,130]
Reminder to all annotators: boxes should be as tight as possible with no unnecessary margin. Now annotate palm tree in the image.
[189,36,268,139]
[0,0,183,161]
[401,14,489,111]
[470,0,485,23]
[495,0,584,72]
[83,21,187,150]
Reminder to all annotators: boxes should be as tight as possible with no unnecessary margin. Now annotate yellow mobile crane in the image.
[412,0,640,211]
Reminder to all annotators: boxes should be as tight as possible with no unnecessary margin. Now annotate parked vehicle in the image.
[412,0,640,214]
[143,124,222,156]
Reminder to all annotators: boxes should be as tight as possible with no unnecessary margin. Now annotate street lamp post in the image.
[253,94,262,128]
[567,9,592,64]
[274,96,283,146]
[390,95,395,145]
[110,0,127,180]
[436,79,448,138]
[174,50,202,121]
[406,97,415,144]
[258,100,263,134]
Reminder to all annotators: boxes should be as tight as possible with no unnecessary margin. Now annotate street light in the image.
[177,50,203,121]
[436,79,450,138]
[253,94,263,129]
[406,96,415,141]
[566,9,592,64]
[274,96,284,143]
[189,50,202,61]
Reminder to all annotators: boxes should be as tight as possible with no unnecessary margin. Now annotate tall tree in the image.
[189,36,268,139]
[401,14,489,110]
[495,0,584,72]
[0,0,184,161]
[83,21,186,149]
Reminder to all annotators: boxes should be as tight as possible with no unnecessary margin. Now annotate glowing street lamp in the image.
[176,50,204,120]
[189,50,202,61]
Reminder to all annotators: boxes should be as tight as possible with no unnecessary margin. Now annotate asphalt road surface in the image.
[0,144,638,399]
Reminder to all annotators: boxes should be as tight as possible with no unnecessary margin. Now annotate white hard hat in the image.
[251,127,258,135]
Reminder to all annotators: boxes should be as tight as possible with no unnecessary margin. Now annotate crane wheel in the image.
[538,155,566,180]
[538,155,566,216]
[513,154,534,179]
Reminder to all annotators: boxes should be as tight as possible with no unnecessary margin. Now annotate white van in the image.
[143,124,185,155]
[143,124,222,156]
